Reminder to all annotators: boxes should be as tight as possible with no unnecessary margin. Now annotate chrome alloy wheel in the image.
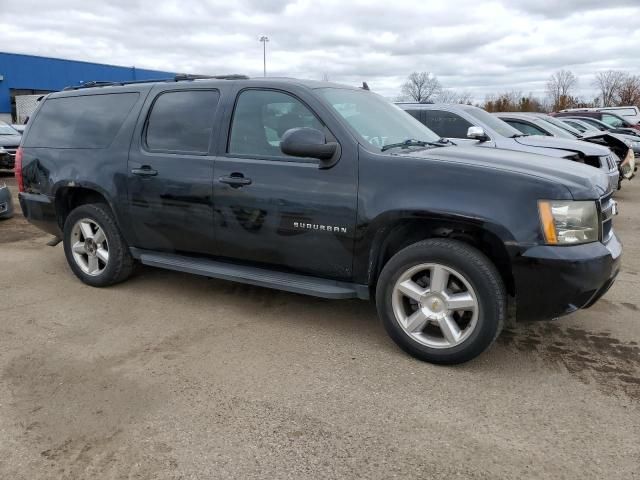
[70,218,109,276]
[391,263,479,349]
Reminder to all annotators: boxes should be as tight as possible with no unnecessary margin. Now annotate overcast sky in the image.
[1,0,639,101]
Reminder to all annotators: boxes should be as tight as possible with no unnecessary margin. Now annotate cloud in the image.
[0,0,638,102]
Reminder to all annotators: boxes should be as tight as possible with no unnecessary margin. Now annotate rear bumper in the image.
[18,192,61,236]
[512,233,622,321]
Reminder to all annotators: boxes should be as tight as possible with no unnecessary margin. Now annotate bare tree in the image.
[400,72,442,103]
[437,89,473,104]
[616,74,640,106]
[546,70,578,111]
[593,70,625,107]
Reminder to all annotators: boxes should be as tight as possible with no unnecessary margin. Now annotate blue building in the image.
[0,52,174,123]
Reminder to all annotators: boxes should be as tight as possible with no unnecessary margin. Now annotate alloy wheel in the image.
[391,263,479,349]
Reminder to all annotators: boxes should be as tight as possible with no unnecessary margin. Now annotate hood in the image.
[580,131,631,158]
[399,145,610,198]
[514,135,610,156]
[0,134,21,147]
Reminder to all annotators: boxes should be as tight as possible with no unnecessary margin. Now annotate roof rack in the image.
[63,73,249,90]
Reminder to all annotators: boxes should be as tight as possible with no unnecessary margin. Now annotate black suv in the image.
[17,76,621,364]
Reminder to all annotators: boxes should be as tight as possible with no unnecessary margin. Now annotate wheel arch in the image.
[364,213,516,298]
[53,184,117,232]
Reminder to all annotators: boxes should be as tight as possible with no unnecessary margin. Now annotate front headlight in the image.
[538,200,599,245]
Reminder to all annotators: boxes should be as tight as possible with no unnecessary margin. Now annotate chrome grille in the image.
[4,148,17,159]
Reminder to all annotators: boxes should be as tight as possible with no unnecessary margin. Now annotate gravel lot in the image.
[1,171,639,479]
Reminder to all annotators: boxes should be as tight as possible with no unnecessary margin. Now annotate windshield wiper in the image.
[381,139,445,152]
[510,133,528,138]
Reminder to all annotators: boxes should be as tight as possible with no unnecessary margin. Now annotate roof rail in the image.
[174,73,249,81]
[63,73,249,91]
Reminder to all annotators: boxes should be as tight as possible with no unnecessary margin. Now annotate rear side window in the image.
[422,110,473,138]
[24,93,139,148]
[145,90,220,154]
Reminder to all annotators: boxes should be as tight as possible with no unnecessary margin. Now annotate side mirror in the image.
[467,126,489,142]
[280,128,339,167]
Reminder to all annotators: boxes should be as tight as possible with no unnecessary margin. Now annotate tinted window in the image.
[404,109,422,121]
[421,110,473,138]
[503,120,549,136]
[146,90,219,153]
[229,90,323,157]
[24,93,139,148]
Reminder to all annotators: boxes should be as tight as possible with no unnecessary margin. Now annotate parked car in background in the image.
[561,117,603,133]
[553,110,640,132]
[558,115,640,138]
[16,76,621,364]
[397,103,620,192]
[559,107,640,125]
[0,122,21,170]
[0,183,14,219]
[496,112,635,184]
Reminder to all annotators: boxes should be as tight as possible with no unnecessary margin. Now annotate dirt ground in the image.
[0,171,638,479]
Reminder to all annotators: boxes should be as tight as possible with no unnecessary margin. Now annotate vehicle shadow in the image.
[126,265,640,401]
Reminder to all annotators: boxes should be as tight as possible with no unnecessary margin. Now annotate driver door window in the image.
[228,89,324,158]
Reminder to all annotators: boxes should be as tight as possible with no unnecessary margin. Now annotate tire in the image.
[63,203,134,287]
[376,238,506,365]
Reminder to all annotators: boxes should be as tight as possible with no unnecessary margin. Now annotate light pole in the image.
[259,35,269,77]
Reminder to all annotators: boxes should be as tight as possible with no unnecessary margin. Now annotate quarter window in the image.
[146,90,220,153]
[228,89,323,157]
[24,93,139,149]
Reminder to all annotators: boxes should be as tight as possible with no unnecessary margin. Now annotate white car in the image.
[560,107,640,125]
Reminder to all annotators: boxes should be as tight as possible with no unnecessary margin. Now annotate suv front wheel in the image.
[376,239,506,364]
[63,203,134,287]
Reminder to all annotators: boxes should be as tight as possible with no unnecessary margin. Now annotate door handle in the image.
[219,173,252,188]
[131,166,158,177]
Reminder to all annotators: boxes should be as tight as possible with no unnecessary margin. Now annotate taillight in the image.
[15,147,24,192]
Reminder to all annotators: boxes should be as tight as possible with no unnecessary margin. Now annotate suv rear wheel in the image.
[376,239,506,364]
[63,203,134,287]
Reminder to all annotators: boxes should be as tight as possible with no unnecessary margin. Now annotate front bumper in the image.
[0,186,14,219]
[0,152,14,169]
[512,233,622,321]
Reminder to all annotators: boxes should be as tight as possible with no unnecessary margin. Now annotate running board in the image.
[131,249,369,300]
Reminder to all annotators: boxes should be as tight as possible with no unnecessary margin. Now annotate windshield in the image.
[0,123,18,135]
[539,115,582,136]
[534,118,578,138]
[317,88,440,150]
[461,106,523,138]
